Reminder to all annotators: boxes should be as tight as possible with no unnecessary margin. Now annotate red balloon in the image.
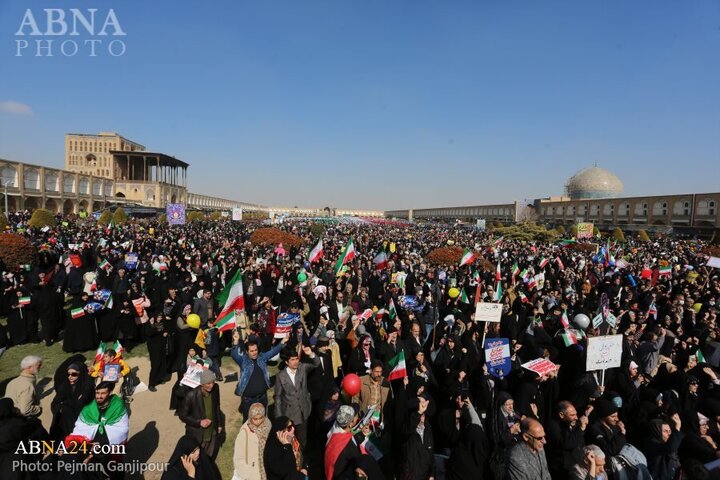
[342,373,362,397]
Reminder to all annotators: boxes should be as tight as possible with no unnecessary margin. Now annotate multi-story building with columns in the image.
[534,166,720,233]
[65,132,145,179]
[385,166,719,234]
[0,159,115,214]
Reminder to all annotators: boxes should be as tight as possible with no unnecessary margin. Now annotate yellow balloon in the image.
[187,313,201,329]
[693,303,702,314]
[448,287,460,299]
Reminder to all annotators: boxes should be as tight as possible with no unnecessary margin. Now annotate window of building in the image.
[653,201,668,216]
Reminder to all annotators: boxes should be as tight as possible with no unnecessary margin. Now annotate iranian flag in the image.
[215,310,239,332]
[73,395,129,446]
[493,280,503,302]
[99,259,112,271]
[555,257,565,271]
[460,288,470,304]
[539,257,549,269]
[309,239,324,263]
[373,251,388,270]
[648,302,658,320]
[388,298,397,320]
[19,296,31,306]
[495,262,502,281]
[71,307,86,319]
[520,269,530,283]
[511,262,520,278]
[518,291,529,303]
[361,433,387,460]
[334,237,356,276]
[215,270,245,329]
[658,265,672,276]
[527,276,538,290]
[387,350,407,381]
[459,248,476,267]
[696,350,707,364]
[471,269,481,284]
[94,340,124,363]
[560,309,570,328]
[560,330,579,347]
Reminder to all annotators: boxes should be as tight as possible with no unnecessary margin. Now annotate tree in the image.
[112,207,128,225]
[310,223,327,237]
[0,233,38,270]
[556,225,566,235]
[209,211,223,221]
[97,210,112,225]
[569,224,578,238]
[187,211,205,222]
[158,213,167,224]
[28,208,55,228]
[0,212,7,231]
[613,227,626,242]
[593,226,600,237]
[638,229,650,242]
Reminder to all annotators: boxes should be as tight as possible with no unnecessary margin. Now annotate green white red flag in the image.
[561,309,570,328]
[94,340,124,363]
[309,239,324,263]
[334,237,356,276]
[387,350,407,381]
[459,248,476,267]
[215,270,245,329]
[388,298,397,320]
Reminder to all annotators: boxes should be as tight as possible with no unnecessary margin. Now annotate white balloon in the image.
[573,313,591,330]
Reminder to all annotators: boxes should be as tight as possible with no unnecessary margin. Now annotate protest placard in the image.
[484,338,511,378]
[521,358,558,377]
[586,335,623,371]
[103,364,120,382]
[577,222,594,239]
[180,358,211,388]
[274,313,300,338]
[474,302,503,323]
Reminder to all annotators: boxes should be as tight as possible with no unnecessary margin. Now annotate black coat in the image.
[263,437,305,480]
[446,424,489,480]
[400,412,435,480]
[50,373,95,440]
[545,419,585,477]
[177,385,224,444]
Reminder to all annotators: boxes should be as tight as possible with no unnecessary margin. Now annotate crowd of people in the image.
[1,209,720,480]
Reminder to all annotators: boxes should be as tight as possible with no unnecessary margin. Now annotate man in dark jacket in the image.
[178,369,225,459]
[546,401,587,479]
[586,399,627,458]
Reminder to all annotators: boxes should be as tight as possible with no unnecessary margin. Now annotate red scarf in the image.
[324,431,352,480]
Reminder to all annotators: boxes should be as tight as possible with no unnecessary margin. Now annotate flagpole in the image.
[431,271,440,349]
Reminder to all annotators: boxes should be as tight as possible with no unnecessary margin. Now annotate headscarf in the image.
[163,435,221,480]
[244,403,271,480]
[490,391,517,446]
[648,419,666,442]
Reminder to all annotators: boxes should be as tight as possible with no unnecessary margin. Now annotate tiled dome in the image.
[565,166,624,200]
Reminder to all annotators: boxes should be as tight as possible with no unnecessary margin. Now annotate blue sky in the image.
[1,0,718,210]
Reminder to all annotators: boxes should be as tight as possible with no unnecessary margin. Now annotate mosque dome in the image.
[565,166,624,200]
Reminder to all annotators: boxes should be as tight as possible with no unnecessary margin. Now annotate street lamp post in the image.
[2,179,10,216]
